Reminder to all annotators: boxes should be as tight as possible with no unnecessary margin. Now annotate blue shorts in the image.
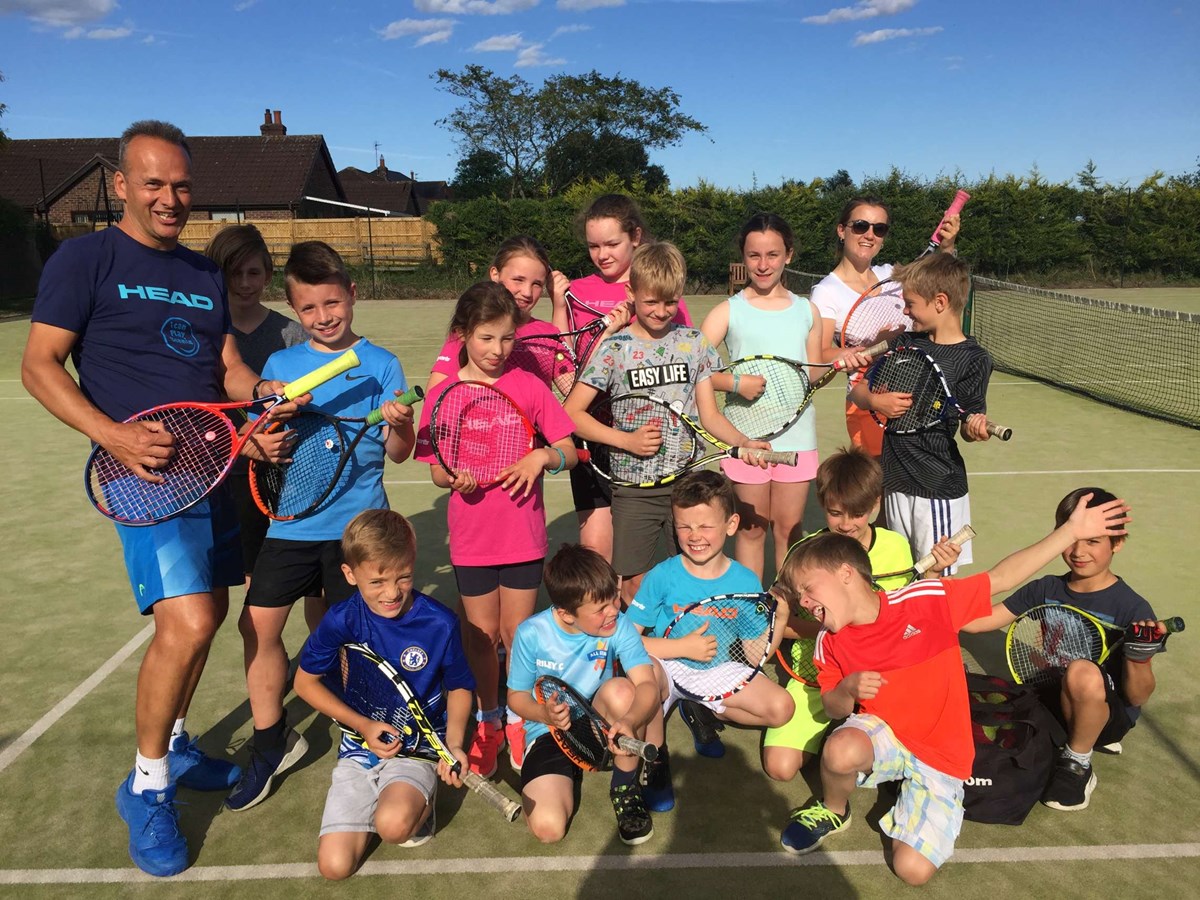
[115,485,243,613]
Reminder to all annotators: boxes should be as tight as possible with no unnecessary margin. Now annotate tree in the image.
[451,148,510,200]
[434,66,705,198]
[542,130,668,194]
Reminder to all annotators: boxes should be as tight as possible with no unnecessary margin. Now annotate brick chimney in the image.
[377,154,386,175]
[260,108,287,136]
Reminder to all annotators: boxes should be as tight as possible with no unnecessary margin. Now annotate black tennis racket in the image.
[586,393,796,488]
[335,642,521,821]
[249,386,423,521]
[563,289,623,376]
[1006,606,1185,688]
[717,342,888,441]
[85,349,360,525]
[660,592,778,702]
[866,346,1013,440]
[532,675,657,771]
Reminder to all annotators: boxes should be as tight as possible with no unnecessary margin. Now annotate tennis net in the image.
[783,268,1200,429]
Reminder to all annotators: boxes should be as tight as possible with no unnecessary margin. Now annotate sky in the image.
[1,0,1197,191]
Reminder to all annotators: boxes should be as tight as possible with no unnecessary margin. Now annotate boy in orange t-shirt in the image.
[771,493,1131,885]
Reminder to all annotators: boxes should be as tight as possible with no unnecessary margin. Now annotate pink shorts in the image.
[721,450,818,485]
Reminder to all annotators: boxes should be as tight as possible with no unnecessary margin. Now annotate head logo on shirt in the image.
[399,646,429,672]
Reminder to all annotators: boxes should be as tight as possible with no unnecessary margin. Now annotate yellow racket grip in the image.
[281,349,360,400]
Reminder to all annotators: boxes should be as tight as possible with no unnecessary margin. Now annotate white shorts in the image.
[658,656,747,715]
[884,492,973,574]
[319,755,437,836]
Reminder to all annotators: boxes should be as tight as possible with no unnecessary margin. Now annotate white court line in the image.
[1,844,1197,884]
[0,623,154,775]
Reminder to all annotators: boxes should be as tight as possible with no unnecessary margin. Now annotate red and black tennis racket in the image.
[533,675,657,771]
[85,349,360,525]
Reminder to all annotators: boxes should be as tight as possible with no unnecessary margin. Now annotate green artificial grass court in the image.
[0,296,1197,898]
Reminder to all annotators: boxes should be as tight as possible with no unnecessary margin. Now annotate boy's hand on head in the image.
[840,670,887,702]
[1068,492,1131,541]
[676,620,718,662]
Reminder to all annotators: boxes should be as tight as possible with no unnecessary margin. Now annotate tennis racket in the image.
[586,393,797,489]
[532,675,657,770]
[839,190,971,350]
[871,524,977,586]
[84,349,360,525]
[249,386,423,521]
[508,333,580,400]
[866,346,1013,440]
[428,380,586,486]
[717,342,888,441]
[1006,606,1185,688]
[563,289,623,375]
[660,592,778,702]
[335,642,521,822]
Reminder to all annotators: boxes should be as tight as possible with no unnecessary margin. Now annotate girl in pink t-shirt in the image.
[558,194,694,563]
[414,281,580,778]
[426,235,571,394]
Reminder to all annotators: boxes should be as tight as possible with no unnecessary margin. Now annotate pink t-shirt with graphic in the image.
[568,273,692,328]
[430,318,562,382]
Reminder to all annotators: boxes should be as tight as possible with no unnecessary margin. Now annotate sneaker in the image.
[1098,741,1123,755]
[115,771,189,877]
[224,729,309,812]
[678,699,725,758]
[640,747,675,812]
[780,801,851,854]
[1042,756,1097,811]
[399,807,436,848]
[468,720,504,778]
[610,782,654,845]
[506,719,526,773]
[169,731,241,792]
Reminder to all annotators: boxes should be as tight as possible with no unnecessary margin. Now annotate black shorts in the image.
[520,734,583,790]
[229,466,268,576]
[246,538,355,608]
[453,559,544,597]
[1039,664,1134,748]
[569,456,612,512]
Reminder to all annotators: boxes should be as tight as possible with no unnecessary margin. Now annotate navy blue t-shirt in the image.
[32,228,231,422]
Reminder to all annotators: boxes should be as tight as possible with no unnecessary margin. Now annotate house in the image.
[0,110,346,226]
[337,156,451,218]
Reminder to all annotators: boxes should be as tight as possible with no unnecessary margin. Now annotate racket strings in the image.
[88,407,238,521]
[665,596,773,699]
[842,283,911,347]
[337,648,420,754]
[1009,610,1103,685]
[510,336,577,398]
[538,682,609,769]
[871,350,945,431]
[721,358,810,440]
[254,416,346,518]
[600,397,696,484]
[432,384,533,484]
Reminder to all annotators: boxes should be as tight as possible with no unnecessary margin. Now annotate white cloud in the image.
[550,23,591,38]
[472,32,525,51]
[415,0,538,14]
[85,23,129,38]
[556,0,624,10]
[804,0,916,26]
[0,0,116,27]
[515,42,565,67]
[415,28,454,45]
[378,17,456,39]
[233,0,260,11]
[141,33,155,43]
[853,25,942,45]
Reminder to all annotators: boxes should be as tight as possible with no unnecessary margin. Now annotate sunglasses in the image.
[846,220,890,237]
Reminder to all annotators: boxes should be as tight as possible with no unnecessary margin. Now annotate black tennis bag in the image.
[963,672,1066,825]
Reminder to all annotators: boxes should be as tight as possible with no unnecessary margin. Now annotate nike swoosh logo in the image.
[344,372,370,381]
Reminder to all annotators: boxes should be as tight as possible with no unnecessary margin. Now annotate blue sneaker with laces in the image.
[780,800,851,854]
[169,731,241,791]
[678,699,725,758]
[115,771,189,877]
[224,729,308,812]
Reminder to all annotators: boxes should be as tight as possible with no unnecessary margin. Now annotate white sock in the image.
[132,752,170,793]
[506,707,521,725]
[1063,745,1093,767]
[171,717,187,742]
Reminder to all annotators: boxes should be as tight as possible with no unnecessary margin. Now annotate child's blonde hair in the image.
[893,253,970,313]
[342,509,417,570]
[629,241,685,300]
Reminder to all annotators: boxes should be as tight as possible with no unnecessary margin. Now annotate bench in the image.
[728,262,747,296]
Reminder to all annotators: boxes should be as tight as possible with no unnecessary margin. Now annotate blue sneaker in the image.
[640,748,675,812]
[169,731,241,791]
[224,729,308,811]
[678,700,725,758]
[781,801,851,854]
[115,772,189,877]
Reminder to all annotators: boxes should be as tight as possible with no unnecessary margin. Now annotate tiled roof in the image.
[338,167,416,216]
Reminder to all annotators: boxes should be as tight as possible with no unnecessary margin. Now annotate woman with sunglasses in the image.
[811,196,959,457]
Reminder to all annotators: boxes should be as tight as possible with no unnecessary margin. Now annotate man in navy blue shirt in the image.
[21,120,300,877]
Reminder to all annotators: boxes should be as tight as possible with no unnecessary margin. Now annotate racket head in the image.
[533,675,611,771]
[334,643,432,759]
[866,346,954,433]
[509,334,578,399]
[841,281,910,349]
[84,406,239,525]
[661,592,777,701]
[719,356,811,441]
[429,381,535,485]
[1005,605,1110,687]
[249,413,348,521]
[585,393,698,487]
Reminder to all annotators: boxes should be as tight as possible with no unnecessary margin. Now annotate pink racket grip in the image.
[929,190,970,245]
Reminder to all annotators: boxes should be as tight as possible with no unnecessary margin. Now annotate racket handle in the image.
[833,339,890,371]
[912,524,976,576]
[986,421,1013,441]
[364,385,425,426]
[732,448,799,466]
[282,349,360,400]
[615,735,658,762]
[461,770,522,822]
[1162,617,1186,634]
[929,190,971,245]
